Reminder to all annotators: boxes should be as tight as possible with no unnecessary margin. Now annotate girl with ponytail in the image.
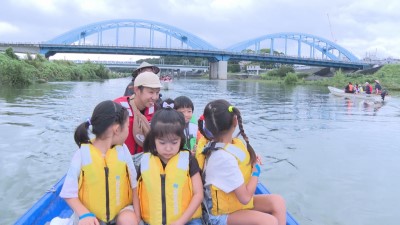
[61,100,140,225]
[198,99,286,225]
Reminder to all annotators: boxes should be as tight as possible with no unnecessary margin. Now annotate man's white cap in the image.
[133,71,162,88]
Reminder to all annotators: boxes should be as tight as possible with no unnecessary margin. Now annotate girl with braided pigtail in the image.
[196,99,286,225]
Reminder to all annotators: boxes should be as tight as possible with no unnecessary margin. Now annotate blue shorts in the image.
[208,214,228,225]
[186,218,203,225]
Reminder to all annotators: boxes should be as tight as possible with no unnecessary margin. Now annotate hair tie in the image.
[86,118,93,132]
[228,106,234,113]
[162,102,174,109]
[199,115,204,121]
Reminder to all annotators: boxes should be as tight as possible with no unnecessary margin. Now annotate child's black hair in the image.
[174,96,194,111]
[143,108,186,155]
[198,99,256,165]
[74,100,128,147]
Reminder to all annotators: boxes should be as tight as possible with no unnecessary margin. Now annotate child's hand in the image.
[256,154,263,165]
[78,217,100,225]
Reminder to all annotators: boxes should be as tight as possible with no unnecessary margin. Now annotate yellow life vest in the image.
[195,135,208,170]
[199,138,254,215]
[78,144,133,222]
[138,151,202,225]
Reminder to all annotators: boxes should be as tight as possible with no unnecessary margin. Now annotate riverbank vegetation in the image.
[257,64,400,91]
[230,47,400,91]
[2,47,400,92]
[0,48,124,86]
[305,65,400,91]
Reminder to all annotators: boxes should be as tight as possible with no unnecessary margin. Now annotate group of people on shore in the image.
[60,62,286,225]
[344,80,383,94]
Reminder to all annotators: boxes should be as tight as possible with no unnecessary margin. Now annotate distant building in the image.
[246,65,267,75]
[363,57,400,65]
[362,52,400,65]
[238,61,251,71]
[293,64,311,70]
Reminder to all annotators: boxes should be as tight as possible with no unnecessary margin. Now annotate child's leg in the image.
[116,205,139,225]
[227,209,278,225]
[253,194,286,225]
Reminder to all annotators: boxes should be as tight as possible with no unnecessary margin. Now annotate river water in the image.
[1,78,399,225]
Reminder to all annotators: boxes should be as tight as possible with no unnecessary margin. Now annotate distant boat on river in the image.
[161,75,173,90]
[328,86,390,103]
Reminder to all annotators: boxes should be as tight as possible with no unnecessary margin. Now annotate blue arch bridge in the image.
[0,19,370,79]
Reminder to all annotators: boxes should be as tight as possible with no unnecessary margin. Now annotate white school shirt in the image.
[204,150,244,193]
[60,144,137,198]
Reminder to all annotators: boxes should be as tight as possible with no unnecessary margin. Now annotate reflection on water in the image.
[342,98,386,112]
[1,78,400,225]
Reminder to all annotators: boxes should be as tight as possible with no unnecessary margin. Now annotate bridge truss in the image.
[45,19,217,51]
[33,20,367,69]
[227,32,359,62]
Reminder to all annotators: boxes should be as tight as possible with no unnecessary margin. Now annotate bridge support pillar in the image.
[209,56,229,80]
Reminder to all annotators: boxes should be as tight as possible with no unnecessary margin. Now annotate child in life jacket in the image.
[137,105,203,225]
[60,100,140,225]
[197,99,286,225]
[174,96,198,153]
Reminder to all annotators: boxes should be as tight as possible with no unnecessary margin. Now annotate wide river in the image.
[1,78,399,225]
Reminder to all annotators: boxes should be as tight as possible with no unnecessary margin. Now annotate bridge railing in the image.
[2,42,370,69]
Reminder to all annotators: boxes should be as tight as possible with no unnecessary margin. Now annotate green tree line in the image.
[0,48,119,87]
[3,47,399,91]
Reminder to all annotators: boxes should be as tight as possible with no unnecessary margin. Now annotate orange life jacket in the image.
[349,84,354,92]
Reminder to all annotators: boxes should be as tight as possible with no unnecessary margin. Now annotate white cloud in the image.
[340,35,400,59]
[74,0,113,16]
[10,0,117,16]
[210,0,254,11]
[12,0,60,13]
[1,0,400,59]
[340,0,400,19]
[0,22,19,35]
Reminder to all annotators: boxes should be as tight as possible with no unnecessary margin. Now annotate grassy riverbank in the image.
[303,65,400,91]
[2,47,399,92]
[0,49,127,87]
[231,64,400,91]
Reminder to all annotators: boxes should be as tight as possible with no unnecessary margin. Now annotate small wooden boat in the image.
[14,175,299,225]
[328,86,390,102]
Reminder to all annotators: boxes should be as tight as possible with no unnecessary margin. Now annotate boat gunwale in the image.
[15,175,299,225]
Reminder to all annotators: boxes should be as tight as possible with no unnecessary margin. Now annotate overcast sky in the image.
[1,0,399,61]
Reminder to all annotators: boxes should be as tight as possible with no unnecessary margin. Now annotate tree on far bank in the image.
[5,47,19,60]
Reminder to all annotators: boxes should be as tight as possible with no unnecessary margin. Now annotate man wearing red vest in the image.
[114,71,161,166]
[364,82,373,94]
